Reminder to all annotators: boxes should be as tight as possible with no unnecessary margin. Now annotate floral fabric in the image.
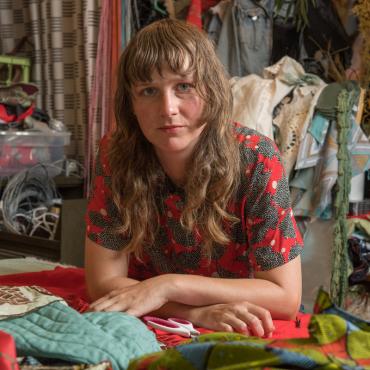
[85,123,303,280]
[128,289,370,370]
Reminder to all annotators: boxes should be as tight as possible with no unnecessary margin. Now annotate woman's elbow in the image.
[277,291,302,320]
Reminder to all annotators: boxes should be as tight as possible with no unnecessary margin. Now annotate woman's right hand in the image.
[189,301,275,338]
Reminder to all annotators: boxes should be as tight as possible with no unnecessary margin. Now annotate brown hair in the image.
[110,18,241,257]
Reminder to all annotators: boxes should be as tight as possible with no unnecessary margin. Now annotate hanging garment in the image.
[273,75,326,178]
[209,0,274,77]
[231,56,323,143]
[290,84,370,220]
[271,2,301,64]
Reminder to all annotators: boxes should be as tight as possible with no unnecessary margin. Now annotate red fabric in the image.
[186,0,202,29]
[0,330,19,370]
[0,267,89,313]
[0,267,310,348]
[149,311,311,347]
[186,0,219,28]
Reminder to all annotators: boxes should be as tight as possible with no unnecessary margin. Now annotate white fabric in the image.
[231,56,306,139]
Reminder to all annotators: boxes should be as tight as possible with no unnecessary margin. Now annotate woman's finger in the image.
[216,322,234,332]
[243,312,264,337]
[246,304,274,337]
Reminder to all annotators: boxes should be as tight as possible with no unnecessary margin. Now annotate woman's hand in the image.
[88,275,172,317]
[189,301,275,338]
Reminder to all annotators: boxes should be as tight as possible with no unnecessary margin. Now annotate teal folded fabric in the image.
[0,301,161,370]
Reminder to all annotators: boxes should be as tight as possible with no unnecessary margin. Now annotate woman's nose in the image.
[159,91,179,117]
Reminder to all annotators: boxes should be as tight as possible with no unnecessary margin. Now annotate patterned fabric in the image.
[0,294,161,369]
[291,108,370,220]
[85,123,303,280]
[0,0,100,164]
[128,289,370,370]
[0,285,65,320]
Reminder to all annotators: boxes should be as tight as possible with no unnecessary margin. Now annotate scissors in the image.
[143,316,200,337]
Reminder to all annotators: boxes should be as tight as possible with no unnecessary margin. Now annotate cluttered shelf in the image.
[0,174,86,265]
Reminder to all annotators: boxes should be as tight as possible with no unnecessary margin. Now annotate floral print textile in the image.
[85,123,303,280]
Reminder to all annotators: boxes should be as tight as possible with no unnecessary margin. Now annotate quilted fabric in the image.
[0,301,161,370]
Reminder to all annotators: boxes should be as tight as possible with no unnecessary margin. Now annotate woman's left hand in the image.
[88,275,171,316]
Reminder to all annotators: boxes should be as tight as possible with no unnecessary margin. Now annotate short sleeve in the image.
[239,129,303,272]
[85,135,129,250]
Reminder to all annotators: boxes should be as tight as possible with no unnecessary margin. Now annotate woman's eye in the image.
[141,87,157,96]
[177,83,193,92]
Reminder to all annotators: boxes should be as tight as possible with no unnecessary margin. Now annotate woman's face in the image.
[131,65,206,162]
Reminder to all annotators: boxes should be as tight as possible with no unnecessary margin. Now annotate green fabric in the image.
[315,81,359,120]
[0,301,161,370]
[331,87,359,307]
[308,113,330,144]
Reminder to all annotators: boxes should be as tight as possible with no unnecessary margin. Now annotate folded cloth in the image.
[0,286,161,370]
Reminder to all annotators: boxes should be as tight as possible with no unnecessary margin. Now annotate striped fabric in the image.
[87,0,121,194]
[0,0,100,166]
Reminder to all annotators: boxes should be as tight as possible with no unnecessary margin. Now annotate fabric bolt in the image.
[0,290,161,370]
[86,123,303,280]
[128,289,370,370]
[231,56,317,141]
[211,0,274,77]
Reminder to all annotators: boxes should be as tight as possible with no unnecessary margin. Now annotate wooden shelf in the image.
[0,230,60,261]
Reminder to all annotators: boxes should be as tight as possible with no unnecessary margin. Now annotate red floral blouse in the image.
[85,123,303,280]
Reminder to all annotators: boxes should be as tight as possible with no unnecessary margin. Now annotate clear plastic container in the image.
[0,130,71,177]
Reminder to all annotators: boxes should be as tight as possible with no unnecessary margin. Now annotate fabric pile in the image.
[128,288,370,370]
[0,284,161,369]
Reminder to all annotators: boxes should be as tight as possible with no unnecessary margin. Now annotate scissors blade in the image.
[168,318,200,336]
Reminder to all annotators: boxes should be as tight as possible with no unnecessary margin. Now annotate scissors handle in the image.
[143,316,191,337]
[168,318,200,336]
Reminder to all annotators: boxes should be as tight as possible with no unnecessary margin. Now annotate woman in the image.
[85,19,303,338]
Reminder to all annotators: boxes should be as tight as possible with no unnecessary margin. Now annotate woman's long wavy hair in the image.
[110,18,241,257]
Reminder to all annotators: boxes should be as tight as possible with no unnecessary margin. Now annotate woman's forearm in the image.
[87,275,139,302]
[165,274,298,320]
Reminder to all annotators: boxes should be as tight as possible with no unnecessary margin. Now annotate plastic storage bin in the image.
[0,130,71,177]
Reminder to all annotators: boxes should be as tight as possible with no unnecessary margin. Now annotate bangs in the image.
[125,23,200,85]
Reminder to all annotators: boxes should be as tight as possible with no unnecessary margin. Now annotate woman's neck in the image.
[156,151,188,187]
